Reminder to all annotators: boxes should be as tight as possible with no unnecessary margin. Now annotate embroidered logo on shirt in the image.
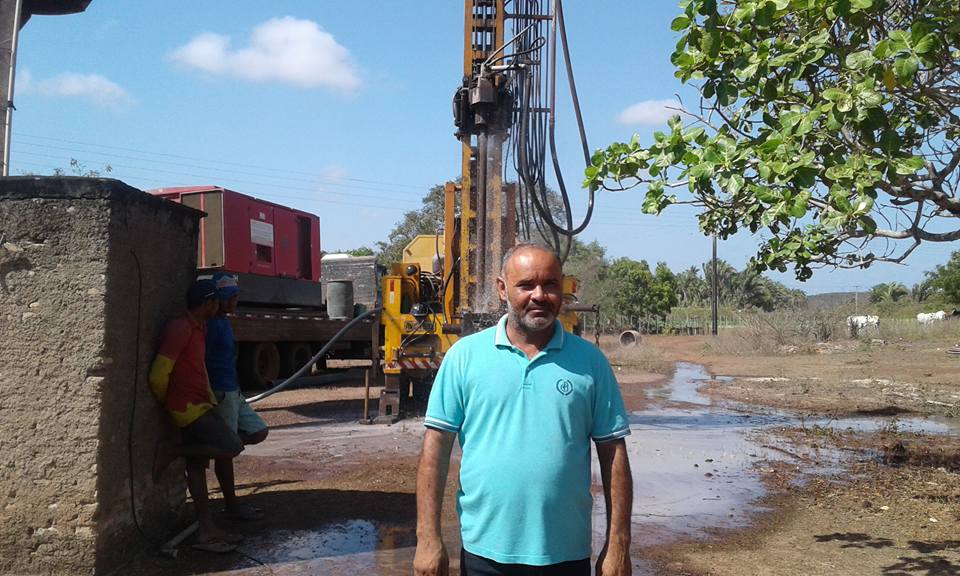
[556,379,573,396]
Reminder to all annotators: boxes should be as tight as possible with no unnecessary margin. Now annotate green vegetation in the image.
[869,282,909,303]
[927,250,960,306]
[376,184,445,267]
[586,0,960,280]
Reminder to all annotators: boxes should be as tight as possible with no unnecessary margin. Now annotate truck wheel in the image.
[239,342,280,390]
[280,342,314,378]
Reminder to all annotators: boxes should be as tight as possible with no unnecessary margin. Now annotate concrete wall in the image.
[0,177,202,575]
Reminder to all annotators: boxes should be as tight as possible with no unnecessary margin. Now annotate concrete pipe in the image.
[326,279,355,319]
[619,330,642,347]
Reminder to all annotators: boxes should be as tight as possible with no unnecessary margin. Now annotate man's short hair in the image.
[186,279,218,309]
[500,242,562,275]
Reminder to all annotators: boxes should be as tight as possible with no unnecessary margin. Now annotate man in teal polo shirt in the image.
[414,244,633,576]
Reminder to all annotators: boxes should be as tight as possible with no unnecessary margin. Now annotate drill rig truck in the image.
[377,0,596,421]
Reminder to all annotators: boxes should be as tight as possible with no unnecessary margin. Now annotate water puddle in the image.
[214,520,416,575]
[592,362,956,558]
[213,362,955,575]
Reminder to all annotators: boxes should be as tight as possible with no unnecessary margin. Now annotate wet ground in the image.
[600,363,956,561]
[136,362,957,575]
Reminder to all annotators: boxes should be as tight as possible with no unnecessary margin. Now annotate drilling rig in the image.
[377,0,593,421]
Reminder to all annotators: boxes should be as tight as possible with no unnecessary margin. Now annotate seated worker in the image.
[206,272,269,522]
[149,278,244,553]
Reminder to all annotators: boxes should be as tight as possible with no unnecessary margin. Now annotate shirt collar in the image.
[494,314,565,351]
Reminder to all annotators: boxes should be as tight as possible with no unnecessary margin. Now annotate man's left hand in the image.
[596,542,631,576]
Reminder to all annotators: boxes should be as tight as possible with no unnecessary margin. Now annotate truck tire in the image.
[239,342,280,390]
[280,342,314,378]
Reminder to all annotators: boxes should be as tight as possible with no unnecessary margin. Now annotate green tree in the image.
[603,258,679,320]
[675,265,707,305]
[702,259,738,305]
[376,184,446,266]
[344,246,375,257]
[869,281,909,303]
[586,0,960,280]
[564,239,608,307]
[927,250,960,305]
[736,267,775,311]
[911,277,936,302]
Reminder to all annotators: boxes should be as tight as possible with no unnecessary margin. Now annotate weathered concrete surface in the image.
[0,177,202,575]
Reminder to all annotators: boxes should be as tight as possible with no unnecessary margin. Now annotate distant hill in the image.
[806,291,870,310]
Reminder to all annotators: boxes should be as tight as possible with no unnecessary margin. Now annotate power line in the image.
[12,144,428,198]
[13,151,422,206]
[12,159,411,213]
[13,131,432,191]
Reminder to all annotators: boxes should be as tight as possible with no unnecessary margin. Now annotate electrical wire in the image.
[127,249,148,539]
[13,132,429,191]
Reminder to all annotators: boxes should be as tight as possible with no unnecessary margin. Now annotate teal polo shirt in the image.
[425,315,630,566]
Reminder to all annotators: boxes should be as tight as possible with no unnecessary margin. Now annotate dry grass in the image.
[700,312,960,356]
[599,335,675,375]
[876,317,960,343]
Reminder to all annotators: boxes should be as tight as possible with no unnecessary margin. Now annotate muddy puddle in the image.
[214,362,955,575]
[593,363,957,556]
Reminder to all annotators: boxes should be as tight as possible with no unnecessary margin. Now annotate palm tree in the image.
[703,259,738,306]
[675,266,706,306]
[870,282,909,303]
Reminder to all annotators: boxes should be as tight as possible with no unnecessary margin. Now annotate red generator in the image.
[150,186,323,307]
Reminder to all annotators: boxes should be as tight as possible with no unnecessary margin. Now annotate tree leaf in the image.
[845,50,875,69]
[893,156,925,174]
[894,56,919,80]
[913,33,937,55]
[671,16,691,31]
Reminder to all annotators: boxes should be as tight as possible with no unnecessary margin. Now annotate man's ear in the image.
[496,276,507,301]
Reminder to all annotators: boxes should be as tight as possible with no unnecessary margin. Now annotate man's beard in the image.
[508,304,556,334]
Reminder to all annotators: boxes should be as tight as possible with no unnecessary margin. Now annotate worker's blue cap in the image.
[213,271,239,299]
[187,279,218,309]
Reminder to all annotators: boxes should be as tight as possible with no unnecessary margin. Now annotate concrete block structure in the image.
[0,177,202,574]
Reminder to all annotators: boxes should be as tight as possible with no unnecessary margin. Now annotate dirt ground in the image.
[640,335,960,576]
[648,334,960,418]
[127,335,959,575]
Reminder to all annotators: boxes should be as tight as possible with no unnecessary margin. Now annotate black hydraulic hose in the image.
[523,0,595,240]
[247,307,381,404]
[557,0,591,168]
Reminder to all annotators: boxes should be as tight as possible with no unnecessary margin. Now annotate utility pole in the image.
[0,0,23,176]
[0,0,93,175]
[711,234,718,336]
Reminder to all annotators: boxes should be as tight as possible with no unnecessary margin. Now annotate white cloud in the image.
[18,69,135,108]
[617,99,683,126]
[169,17,361,92]
[319,165,348,182]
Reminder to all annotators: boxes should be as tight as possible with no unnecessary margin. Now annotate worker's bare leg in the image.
[214,458,237,510]
[185,465,216,539]
[215,428,267,515]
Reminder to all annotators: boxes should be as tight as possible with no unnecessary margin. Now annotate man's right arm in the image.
[413,427,456,576]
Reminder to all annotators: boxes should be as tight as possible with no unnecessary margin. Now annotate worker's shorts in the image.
[460,549,590,576]
[214,390,268,437]
[181,409,244,470]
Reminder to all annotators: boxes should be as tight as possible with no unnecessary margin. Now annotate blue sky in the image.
[10,1,954,294]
